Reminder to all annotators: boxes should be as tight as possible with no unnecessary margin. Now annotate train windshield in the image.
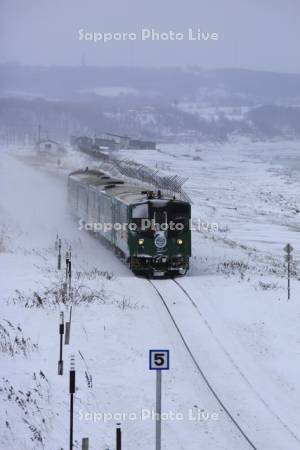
[167,203,190,221]
[132,203,149,219]
[154,210,167,225]
[166,203,190,235]
[131,203,149,232]
[131,201,190,234]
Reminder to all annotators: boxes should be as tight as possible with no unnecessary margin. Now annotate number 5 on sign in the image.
[149,350,170,370]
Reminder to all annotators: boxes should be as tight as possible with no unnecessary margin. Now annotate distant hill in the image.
[1,64,300,104]
[1,65,300,143]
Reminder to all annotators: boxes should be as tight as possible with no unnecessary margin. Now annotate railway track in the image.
[149,277,300,450]
[148,278,258,450]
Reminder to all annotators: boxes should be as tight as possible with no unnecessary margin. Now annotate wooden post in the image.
[82,437,89,449]
[58,312,64,375]
[65,306,72,345]
[69,356,76,450]
[116,424,121,450]
[68,251,72,294]
[284,243,293,300]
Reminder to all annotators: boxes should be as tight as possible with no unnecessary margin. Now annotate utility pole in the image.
[58,238,62,270]
[38,124,41,150]
[55,234,59,251]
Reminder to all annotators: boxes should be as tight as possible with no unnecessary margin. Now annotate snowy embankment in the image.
[0,141,300,449]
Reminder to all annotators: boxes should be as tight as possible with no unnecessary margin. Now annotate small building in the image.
[129,139,156,150]
[72,136,93,152]
[36,139,62,154]
[94,137,116,151]
[105,132,156,150]
[105,133,131,149]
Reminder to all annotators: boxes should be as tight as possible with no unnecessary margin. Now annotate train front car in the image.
[67,169,191,277]
[128,194,191,277]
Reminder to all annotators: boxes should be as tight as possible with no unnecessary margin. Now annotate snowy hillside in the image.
[2,65,300,142]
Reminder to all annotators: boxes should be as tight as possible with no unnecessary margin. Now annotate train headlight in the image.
[177,239,183,245]
[138,238,144,246]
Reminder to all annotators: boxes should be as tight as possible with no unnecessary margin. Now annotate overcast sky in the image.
[1,0,299,72]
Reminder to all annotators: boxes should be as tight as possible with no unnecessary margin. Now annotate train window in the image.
[89,190,95,212]
[132,203,149,218]
[166,203,190,235]
[120,204,127,226]
[131,203,150,234]
[154,210,167,225]
[168,203,190,218]
[79,186,87,213]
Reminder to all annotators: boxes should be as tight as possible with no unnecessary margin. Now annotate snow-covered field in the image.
[0,140,300,449]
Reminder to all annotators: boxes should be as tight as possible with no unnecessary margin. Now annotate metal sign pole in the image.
[69,356,76,450]
[149,349,170,450]
[156,370,162,450]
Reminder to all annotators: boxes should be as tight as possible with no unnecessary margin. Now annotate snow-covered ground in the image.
[0,140,300,449]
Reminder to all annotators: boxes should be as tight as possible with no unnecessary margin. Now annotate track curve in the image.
[148,279,258,450]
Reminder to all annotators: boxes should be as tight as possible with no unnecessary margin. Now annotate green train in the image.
[68,168,191,276]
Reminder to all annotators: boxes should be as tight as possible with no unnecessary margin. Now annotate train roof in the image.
[69,169,189,206]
